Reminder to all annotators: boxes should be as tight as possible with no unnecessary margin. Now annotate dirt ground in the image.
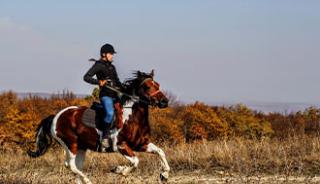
[2,139,320,184]
[2,170,320,184]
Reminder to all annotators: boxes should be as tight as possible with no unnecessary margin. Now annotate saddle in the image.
[81,102,123,131]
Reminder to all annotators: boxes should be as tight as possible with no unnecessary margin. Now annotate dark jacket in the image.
[83,60,123,98]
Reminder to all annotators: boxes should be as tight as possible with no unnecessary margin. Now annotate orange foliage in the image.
[0,91,90,146]
[150,107,184,144]
[178,102,230,141]
[0,91,319,147]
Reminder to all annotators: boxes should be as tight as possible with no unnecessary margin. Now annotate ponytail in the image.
[89,58,98,62]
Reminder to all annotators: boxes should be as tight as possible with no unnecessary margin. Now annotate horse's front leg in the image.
[145,143,170,181]
[113,142,139,176]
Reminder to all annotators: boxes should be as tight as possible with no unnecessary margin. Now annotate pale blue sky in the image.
[0,1,319,104]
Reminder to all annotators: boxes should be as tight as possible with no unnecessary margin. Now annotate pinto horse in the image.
[27,70,170,184]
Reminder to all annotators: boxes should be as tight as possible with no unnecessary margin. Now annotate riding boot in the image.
[101,123,111,148]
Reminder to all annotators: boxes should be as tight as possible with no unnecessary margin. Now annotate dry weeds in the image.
[1,135,320,183]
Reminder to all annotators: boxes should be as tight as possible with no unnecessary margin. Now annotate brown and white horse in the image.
[27,70,170,184]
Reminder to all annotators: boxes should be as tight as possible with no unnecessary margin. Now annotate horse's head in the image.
[124,70,169,108]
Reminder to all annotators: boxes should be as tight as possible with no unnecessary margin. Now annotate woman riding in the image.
[83,43,123,147]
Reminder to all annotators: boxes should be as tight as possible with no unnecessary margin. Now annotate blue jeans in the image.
[100,96,114,126]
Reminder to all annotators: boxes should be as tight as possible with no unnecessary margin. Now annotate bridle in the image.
[104,77,161,105]
[139,78,161,98]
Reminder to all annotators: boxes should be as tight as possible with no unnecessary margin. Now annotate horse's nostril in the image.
[158,99,168,108]
[162,99,169,105]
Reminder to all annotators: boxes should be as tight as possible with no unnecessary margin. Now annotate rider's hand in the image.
[99,80,107,87]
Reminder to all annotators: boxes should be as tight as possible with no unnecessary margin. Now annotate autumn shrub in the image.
[214,104,274,138]
[176,102,230,142]
[303,107,320,133]
[0,91,18,123]
[150,107,185,144]
[0,91,320,148]
[0,91,90,146]
[266,108,319,137]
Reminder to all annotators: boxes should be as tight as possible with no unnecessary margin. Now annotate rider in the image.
[83,43,123,148]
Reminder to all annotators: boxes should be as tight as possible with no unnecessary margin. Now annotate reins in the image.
[103,77,159,106]
[104,84,150,105]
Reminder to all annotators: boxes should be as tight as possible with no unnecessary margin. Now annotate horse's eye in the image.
[143,85,149,90]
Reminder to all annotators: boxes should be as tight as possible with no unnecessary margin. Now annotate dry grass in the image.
[1,135,320,183]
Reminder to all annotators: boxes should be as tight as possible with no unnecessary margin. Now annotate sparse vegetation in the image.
[1,135,320,183]
[1,91,320,183]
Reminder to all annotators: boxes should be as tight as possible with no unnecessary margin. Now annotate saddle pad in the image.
[82,108,98,128]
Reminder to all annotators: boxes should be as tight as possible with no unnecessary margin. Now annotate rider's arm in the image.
[83,63,100,85]
[113,67,123,90]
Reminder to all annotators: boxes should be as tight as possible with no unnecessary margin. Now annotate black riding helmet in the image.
[100,43,116,56]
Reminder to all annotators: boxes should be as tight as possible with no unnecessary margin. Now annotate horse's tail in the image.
[27,115,55,158]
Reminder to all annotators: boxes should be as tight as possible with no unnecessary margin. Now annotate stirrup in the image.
[101,138,110,148]
[101,128,116,149]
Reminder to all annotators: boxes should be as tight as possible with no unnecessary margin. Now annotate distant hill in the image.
[15,92,319,113]
[211,101,320,114]
[245,102,319,114]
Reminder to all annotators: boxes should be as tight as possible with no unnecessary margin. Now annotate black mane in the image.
[121,71,153,104]
[123,71,152,92]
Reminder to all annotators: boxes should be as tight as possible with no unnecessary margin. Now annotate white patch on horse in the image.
[51,106,78,136]
[122,100,134,124]
[107,100,134,152]
[124,155,139,168]
[51,106,78,168]
[69,151,91,184]
[110,130,119,152]
[95,128,103,141]
[114,155,139,176]
[146,143,170,173]
[51,106,92,184]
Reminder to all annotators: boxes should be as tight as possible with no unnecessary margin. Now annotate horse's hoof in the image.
[83,177,92,184]
[64,161,70,168]
[111,167,116,173]
[111,166,125,174]
[160,172,169,182]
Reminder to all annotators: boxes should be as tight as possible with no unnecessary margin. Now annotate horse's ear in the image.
[150,69,155,77]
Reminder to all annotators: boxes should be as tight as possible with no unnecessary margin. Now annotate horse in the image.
[27,70,170,184]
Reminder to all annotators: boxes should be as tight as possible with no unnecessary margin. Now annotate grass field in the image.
[1,134,320,183]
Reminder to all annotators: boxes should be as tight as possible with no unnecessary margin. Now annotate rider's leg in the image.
[100,96,114,136]
[100,96,115,149]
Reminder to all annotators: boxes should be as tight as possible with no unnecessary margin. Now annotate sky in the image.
[0,1,319,104]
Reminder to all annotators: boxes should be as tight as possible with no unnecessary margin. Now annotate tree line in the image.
[0,91,319,148]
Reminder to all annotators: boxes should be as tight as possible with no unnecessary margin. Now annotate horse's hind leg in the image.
[64,150,71,168]
[66,144,92,184]
[54,136,91,183]
[144,143,170,181]
[75,149,86,171]
[75,149,87,184]
[113,142,139,176]
[64,148,85,170]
